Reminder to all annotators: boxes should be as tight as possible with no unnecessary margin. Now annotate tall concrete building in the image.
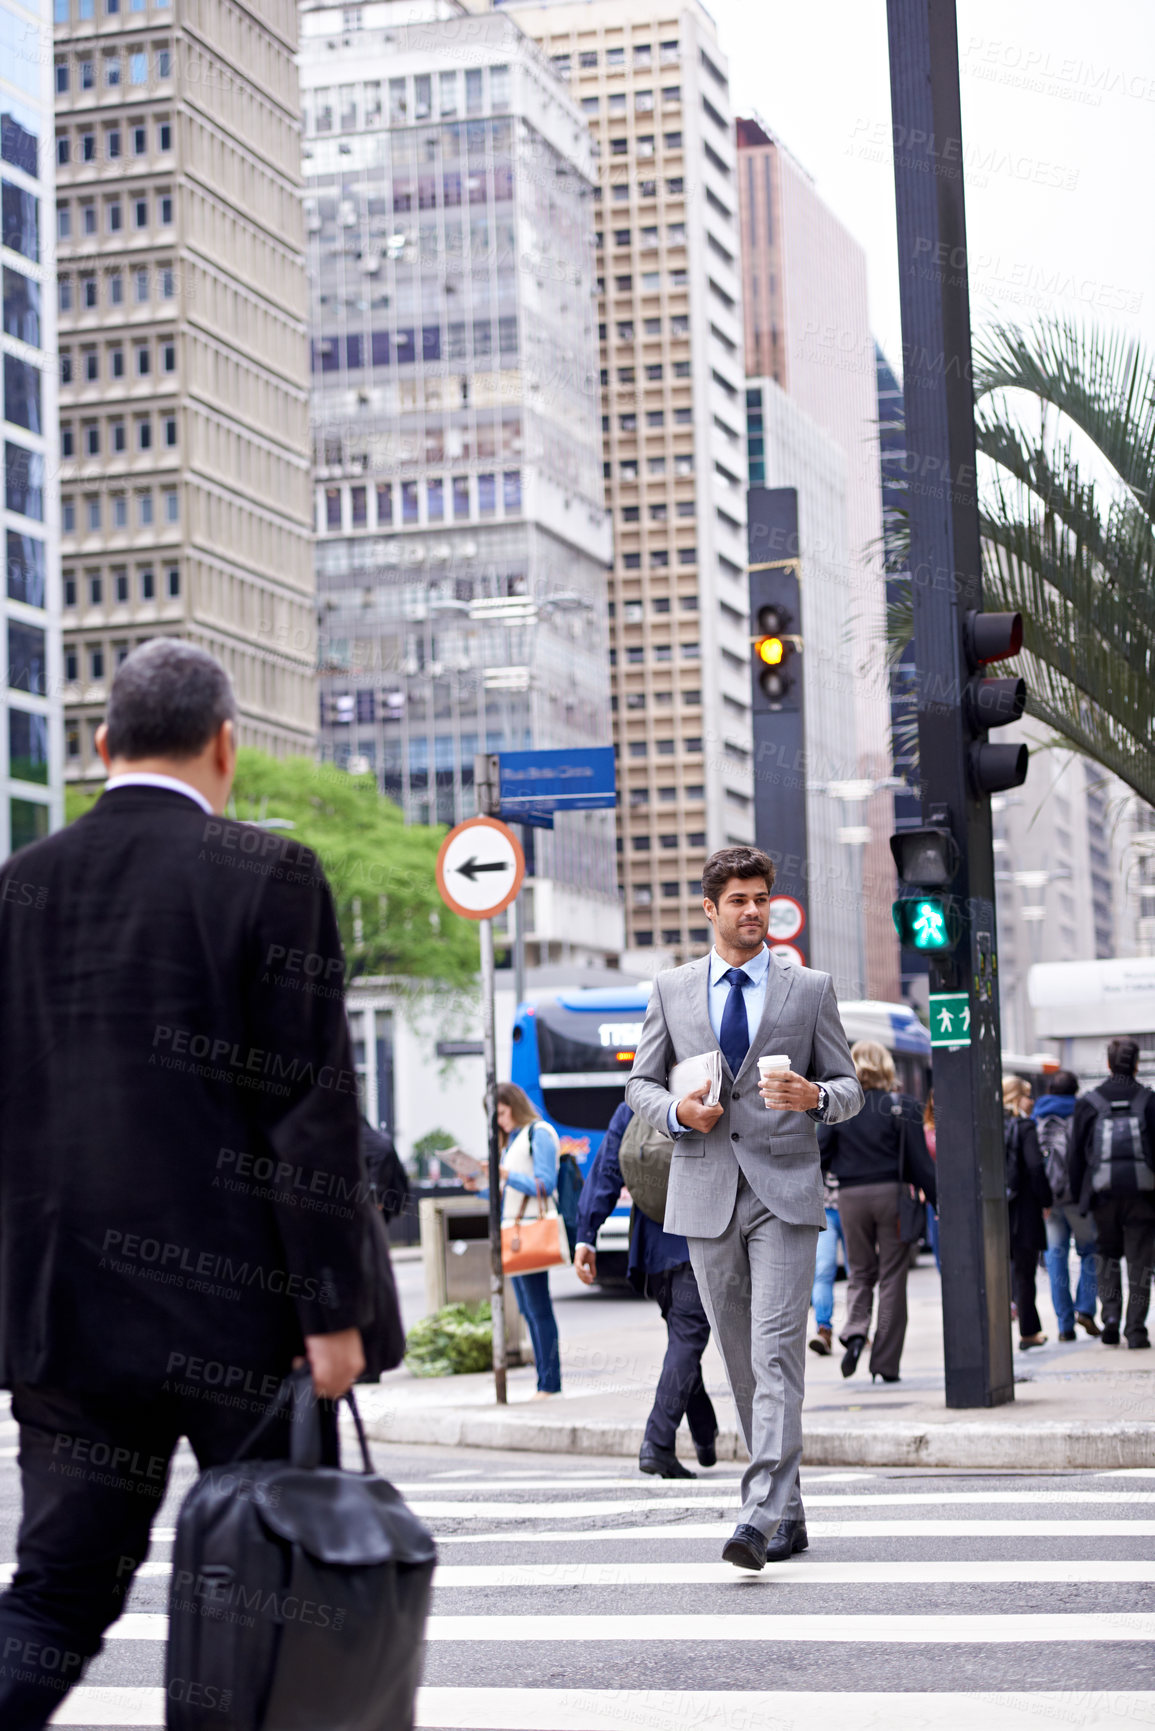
[736,115,897,999]
[489,0,753,964]
[53,0,315,784]
[300,0,621,966]
[3,0,64,852]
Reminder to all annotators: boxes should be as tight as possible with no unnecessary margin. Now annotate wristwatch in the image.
[811,1085,829,1120]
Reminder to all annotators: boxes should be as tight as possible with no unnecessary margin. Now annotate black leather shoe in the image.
[694,1435,717,1468]
[722,1523,767,1571]
[764,1518,809,1562]
[1127,1334,1151,1350]
[840,1334,867,1378]
[1101,1323,1121,1346]
[639,1447,696,1479]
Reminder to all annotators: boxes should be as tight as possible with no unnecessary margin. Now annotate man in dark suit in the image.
[0,640,373,1728]
[574,1101,717,1478]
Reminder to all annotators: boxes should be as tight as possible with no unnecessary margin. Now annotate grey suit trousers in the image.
[687,1172,819,1535]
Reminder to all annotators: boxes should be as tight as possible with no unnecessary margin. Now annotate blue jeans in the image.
[1045,1202,1097,1335]
[811,1205,845,1330]
[925,1205,941,1272]
[511,1271,561,1393]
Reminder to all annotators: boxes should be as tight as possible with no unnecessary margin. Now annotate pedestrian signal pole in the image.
[887,0,1026,1406]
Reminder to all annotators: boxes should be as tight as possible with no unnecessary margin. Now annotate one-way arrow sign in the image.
[456,856,510,882]
[436,817,525,921]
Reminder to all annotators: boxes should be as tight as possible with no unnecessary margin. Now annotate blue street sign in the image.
[498,748,617,828]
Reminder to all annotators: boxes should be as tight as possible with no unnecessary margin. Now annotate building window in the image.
[111,495,126,527]
[135,269,149,303]
[85,497,101,531]
[8,619,47,693]
[325,488,341,529]
[109,271,123,305]
[160,268,175,300]
[62,496,75,532]
[138,493,153,527]
[56,204,71,240]
[105,53,121,84]
[88,571,103,605]
[166,564,179,597]
[55,61,69,93]
[401,480,418,523]
[163,414,176,448]
[350,485,367,528]
[107,129,121,160]
[10,800,49,850]
[110,348,124,378]
[83,423,99,457]
[452,476,469,520]
[113,567,128,601]
[80,59,93,89]
[136,417,151,452]
[66,721,80,759]
[110,420,125,453]
[159,192,173,224]
[133,124,147,155]
[374,482,391,526]
[135,346,150,376]
[140,568,154,600]
[60,423,74,459]
[163,489,178,523]
[426,477,443,522]
[158,121,172,151]
[64,648,78,681]
[89,645,104,680]
[129,50,148,84]
[162,341,176,373]
[82,276,97,308]
[134,197,148,229]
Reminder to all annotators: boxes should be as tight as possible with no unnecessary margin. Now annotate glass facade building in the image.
[2,0,62,853]
[301,1,621,958]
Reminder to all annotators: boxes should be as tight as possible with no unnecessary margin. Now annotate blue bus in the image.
[510,985,933,1276]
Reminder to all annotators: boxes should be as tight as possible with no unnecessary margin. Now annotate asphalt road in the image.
[2,1399,1152,1730]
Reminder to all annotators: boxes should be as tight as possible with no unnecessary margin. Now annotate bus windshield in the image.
[533,1000,645,1132]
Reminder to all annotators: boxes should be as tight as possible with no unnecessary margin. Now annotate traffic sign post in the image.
[435,811,526,1406]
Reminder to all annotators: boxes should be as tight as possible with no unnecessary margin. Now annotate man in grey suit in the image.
[626,847,862,1570]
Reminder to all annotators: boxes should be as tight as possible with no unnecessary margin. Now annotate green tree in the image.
[228,750,478,986]
[68,751,479,988]
[973,318,1155,805]
[886,318,1155,806]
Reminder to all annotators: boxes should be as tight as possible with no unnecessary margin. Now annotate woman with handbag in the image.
[473,1082,565,1398]
[1003,1075,1053,1350]
[817,1041,937,1384]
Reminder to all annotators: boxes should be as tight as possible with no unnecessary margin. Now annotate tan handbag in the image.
[501,1182,571,1276]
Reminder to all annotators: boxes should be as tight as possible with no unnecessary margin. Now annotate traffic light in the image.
[892,894,958,952]
[891,821,962,951]
[963,610,1028,794]
[753,602,796,709]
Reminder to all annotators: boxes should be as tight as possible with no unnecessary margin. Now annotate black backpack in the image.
[1036,1112,1074,1203]
[1086,1086,1155,1198]
[166,1370,435,1731]
[617,1109,673,1225]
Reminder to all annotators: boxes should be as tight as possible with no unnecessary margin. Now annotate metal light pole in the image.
[887,0,1015,1406]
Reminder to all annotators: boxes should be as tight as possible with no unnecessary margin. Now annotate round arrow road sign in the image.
[436,816,525,921]
[767,895,805,943]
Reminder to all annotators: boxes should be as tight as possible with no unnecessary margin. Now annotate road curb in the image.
[360,1402,1155,1470]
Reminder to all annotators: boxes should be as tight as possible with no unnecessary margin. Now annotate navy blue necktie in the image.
[719,967,750,1078]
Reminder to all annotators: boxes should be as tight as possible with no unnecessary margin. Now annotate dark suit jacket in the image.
[575,1102,689,1284]
[0,787,371,1394]
[1004,1114,1053,1253]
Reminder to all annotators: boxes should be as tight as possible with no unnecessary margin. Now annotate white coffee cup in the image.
[758,1054,791,1080]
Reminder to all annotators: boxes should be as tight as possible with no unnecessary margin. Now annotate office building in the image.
[3,0,64,852]
[53,0,315,783]
[737,115,897,999]
[300,0,621,966]
[490,0,753,963]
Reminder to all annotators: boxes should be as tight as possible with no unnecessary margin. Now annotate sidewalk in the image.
[360,1257,1155,1468]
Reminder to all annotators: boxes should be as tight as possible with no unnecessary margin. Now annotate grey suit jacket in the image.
[624,954,863,1237]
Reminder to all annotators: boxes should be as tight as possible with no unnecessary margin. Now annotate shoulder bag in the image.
[501,1180,571,1275]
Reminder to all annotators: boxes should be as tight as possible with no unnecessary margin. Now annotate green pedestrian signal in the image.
[892,895,957,953]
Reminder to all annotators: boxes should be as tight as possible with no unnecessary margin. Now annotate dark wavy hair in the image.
[701,847,776,906]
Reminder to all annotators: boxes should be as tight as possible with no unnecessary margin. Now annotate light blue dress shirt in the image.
[665,946,771,1136]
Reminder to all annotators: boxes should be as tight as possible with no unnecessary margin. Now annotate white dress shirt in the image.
[104,772,214,815]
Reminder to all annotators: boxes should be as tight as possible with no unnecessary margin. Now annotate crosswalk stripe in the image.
[102,1610,1155,1645]
[52,1687,1155,1730]
[439,1519,1155,1542]
[408,1490,1152,1519]
[395,1472,871,1492]
[433,1558,1155,1586]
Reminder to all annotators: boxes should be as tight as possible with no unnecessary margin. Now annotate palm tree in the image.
[887,319,1155,807]
[973,318,1155,807]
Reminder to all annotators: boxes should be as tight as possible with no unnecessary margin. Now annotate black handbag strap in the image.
[229,1366,373,1475]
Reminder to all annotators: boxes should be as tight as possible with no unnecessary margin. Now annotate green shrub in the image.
[404,1301,493,1378]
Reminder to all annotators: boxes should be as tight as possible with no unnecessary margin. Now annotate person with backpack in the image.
[1004,1076,1053,1349]
[1035,1072,1099,1341]
[1068,1039,1155,1349]
[574,1101,717,1478]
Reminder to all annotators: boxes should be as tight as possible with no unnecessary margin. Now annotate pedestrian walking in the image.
[1004,1076,1053,1349]
[818,1041,937,1384]
[1068,1039,1155,1350]
[468,1083,564,1396]
[0,642,385,1731]
[923,1091,941,1273]
[808,1171,845,1357]
[574,1102,717,1477]
[1035,1072,1099,1341]
[626,846,863,1571]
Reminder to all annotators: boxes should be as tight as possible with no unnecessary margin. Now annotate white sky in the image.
[707,0,1155,377]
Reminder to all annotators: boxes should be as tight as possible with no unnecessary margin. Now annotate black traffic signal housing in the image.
[753,601,798,711]
[963,610,1028,795]
[890,820,963,952]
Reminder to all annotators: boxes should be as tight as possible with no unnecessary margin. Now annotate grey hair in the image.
[105,639,237,762]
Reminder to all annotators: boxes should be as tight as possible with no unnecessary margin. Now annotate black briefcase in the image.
[165,1370,436,1731]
